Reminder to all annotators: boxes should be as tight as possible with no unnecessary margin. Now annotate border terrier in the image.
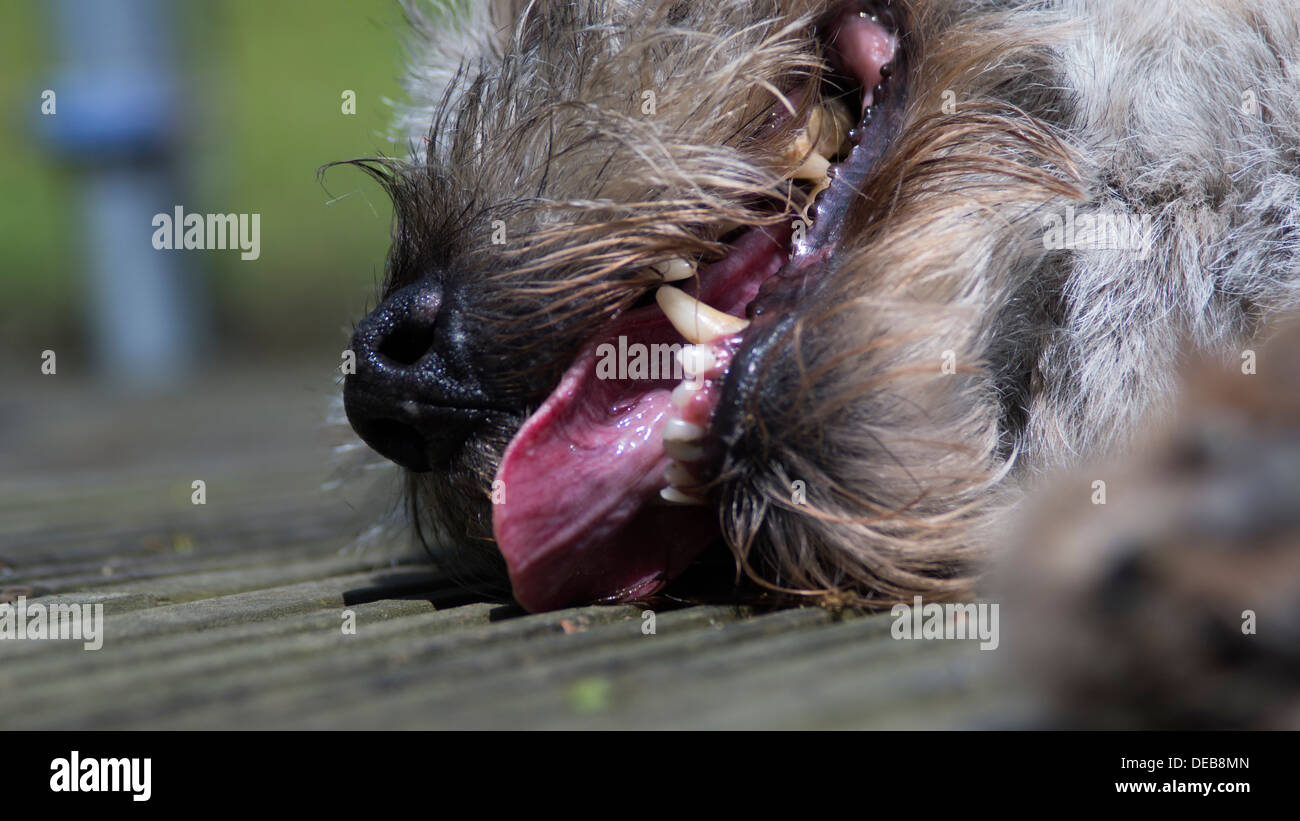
[337,0,1300,612]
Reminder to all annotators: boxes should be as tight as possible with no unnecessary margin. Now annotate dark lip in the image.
[709,11,911,478]
[344,388,516,472]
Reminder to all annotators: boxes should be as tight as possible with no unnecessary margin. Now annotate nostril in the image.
[378,319,438,366]
[372,285,443,367]
[345,278,492,472]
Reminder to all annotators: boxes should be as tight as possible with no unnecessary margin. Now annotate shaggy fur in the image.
[997,316,1300,728]
[339,0,1300,608]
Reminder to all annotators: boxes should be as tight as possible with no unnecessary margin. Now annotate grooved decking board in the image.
[0,367,1021,729]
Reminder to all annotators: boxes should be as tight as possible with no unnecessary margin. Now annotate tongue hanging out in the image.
[493,229,786,611]
[491,10,900,612]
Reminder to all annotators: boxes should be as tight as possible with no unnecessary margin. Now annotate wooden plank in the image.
[0,366,1008,729]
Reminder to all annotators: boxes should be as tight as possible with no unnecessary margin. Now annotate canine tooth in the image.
[663,418,705,443]
[656,286,750,343]
[653,258,695,282]
[660,486,705,505]
[663,438,706,462]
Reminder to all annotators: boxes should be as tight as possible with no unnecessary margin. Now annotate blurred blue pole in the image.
[41,0,204,389]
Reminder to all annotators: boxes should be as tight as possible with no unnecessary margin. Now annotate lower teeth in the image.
[664,439,706,462]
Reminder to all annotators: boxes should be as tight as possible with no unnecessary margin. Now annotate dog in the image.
[336,0,1300,613]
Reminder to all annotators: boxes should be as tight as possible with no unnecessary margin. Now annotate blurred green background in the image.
[0,0,407,371]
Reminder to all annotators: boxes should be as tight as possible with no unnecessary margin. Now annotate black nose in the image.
[344,278,493,472]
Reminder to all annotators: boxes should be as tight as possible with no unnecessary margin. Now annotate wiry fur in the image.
[342,0,1300,608]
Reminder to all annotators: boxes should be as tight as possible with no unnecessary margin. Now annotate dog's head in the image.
[338,0,1081,611]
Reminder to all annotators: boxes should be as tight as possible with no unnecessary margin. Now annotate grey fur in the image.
[343,0,1300,607]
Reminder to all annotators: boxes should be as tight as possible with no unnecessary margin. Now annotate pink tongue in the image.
[493,228,787,612]
[492,312,715,612]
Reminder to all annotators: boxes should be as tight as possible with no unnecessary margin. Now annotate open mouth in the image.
[493,1,908,611]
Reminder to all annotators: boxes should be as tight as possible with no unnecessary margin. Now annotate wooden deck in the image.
[0,365,1025,729]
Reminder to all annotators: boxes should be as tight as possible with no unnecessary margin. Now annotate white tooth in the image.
[785,133,813,164]
[664,461,697,487]
[652,258,695,282]
[671,379,700,409]
[792,151,830,182]
[663,438,706,462]
[663,418,705,443]
[783,104,849,180]
[676,344,716,381]
[655,286,750,344]
[660,486,705,505]
[809,104,852,157]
